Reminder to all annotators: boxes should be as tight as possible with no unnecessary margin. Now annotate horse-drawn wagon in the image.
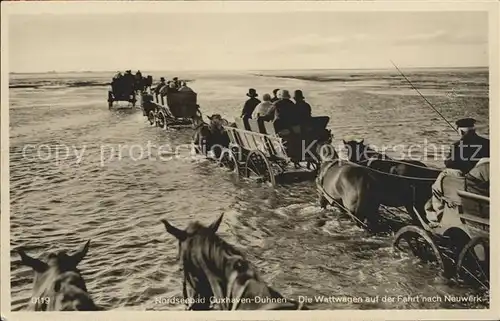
[141,90,202,129]
[315,146,489,290]
[107,84,137,109]
[217,117,333,186]
[392,174,489,291]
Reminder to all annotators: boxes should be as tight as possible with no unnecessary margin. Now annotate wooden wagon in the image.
[218,117,332,186]
[107,85,137,109]
[392,173,490,290]
[141,90,202,129]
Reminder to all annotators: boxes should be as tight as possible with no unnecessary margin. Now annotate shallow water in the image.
[9,68,489,310]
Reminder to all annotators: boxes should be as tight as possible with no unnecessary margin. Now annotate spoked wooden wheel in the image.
[245,150,276,186]
[148,110,156,126]
[456,237,489,290]
[393,225,444,271]
[156,111,167,129]
[218,148,240,175]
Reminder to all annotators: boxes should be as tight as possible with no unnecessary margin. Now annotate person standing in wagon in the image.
[241,88,261,120]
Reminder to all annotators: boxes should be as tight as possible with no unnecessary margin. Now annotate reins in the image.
[347,159,439,182]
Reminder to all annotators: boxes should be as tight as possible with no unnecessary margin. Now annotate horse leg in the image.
[346,194,381,233]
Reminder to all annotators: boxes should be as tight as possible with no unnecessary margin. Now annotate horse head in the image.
[343,139,375,163]
[18,241,98,311]
[161,215,301,310]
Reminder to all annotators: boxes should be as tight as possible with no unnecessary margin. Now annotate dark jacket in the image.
[241,97,261,119]
[123,73,135,91]
[261,99,298,130]
[270,97,279,103]
[295,100,312,119]
[444,131,490,173]
[154,82,166,94]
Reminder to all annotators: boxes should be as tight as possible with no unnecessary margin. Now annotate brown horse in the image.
[342,140,440,224]
[161,214,306,310]
[17,240,99,311]
[192,114,230,159]
[316,159,382,231]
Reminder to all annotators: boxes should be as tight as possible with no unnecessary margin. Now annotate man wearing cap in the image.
[293,90,312,120]
[271,89,280,103]
[425,117,489,226]
[444,118,490,173]
[241,88,261,120]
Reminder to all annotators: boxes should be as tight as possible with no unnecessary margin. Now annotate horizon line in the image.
[9,65,489,75]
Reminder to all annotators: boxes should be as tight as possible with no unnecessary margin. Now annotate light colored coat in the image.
[252,101,273,119]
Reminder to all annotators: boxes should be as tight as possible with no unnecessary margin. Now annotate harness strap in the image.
[226,271,250,310]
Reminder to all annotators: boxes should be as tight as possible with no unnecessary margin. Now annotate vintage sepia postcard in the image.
[1,1,498,321]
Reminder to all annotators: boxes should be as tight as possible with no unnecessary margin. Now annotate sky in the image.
[8,11,488,73]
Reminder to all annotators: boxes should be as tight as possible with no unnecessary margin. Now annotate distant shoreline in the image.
[9,66,488,75]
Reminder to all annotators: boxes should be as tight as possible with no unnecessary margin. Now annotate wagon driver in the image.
[425,118,490,225]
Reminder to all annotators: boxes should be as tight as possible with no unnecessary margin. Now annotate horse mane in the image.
[183,222,248,275]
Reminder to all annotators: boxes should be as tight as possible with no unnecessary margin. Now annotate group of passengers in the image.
[111,70,152,94]
[240,88,312,133]
[111,70,138,95]
[153,77,194,96]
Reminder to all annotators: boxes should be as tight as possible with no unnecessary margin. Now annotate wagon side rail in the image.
[225,127,288,160]
[456,190,489,235]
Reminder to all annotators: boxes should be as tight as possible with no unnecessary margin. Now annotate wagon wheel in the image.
[148,110,156,126]
[456,237,489,290]
[156,111,167,129]
[393,225,444,271]
[218,148,240,175]
[245,150,276,186]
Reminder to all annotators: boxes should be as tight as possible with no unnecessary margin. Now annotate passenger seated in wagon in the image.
[424,118,490,225]
[178,81,194,92]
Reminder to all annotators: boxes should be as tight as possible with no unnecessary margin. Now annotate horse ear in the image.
[360,139,364,145]
[18,249,48,273]
[208,213,224,234]
[207,115,213,120]
[342,139,347,144]
[161,219,188,241]
[70,240,90,266]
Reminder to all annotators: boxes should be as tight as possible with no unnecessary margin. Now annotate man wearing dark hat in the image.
[154,77,166,94]
[241,88,261,120]
[293,90,312,120]
[271,89,280,103]
[444,118,490,173]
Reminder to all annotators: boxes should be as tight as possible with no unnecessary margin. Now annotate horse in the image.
[192,114,230,159]
[161,214,306,310]
[341,140,441,225]
[316,158,383,231]
[17,240,100,311]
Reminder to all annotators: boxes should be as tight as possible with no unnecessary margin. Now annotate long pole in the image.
[390,60,459,134]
